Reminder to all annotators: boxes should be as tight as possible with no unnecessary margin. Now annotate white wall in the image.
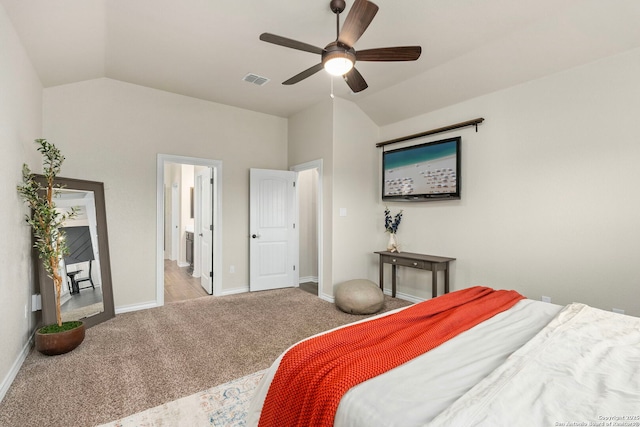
[331,97,381,286]
[163,162,180,260]
[179,164,194,266]
[377,47,640,316]
[298,169,318,281]
[43,78,288,307]
[162,161,194,265]
[288,99,335,298]
[288,96,380,299]
[0,3,43,400]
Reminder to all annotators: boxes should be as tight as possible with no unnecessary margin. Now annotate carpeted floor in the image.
[0,287,411,427]
[97,370,267,427]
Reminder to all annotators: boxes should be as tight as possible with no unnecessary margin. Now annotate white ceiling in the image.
[3,0,640,126]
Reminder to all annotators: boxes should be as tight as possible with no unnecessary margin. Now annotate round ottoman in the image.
[335,279,384,315]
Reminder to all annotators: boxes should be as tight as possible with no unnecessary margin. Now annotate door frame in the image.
[156,154,223,305]
[291,159,323,298]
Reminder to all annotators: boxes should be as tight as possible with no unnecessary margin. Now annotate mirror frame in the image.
[35,175,115,328]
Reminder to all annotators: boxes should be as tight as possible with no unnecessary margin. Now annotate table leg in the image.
[379,257,384,293]
[444,263,450,294]
[431,267,437,298]
[391,264,397,298]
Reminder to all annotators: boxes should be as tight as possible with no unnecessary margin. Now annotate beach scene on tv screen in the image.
[384,141,457,197]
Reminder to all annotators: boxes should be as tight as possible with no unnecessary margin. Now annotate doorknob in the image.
[251,234,260,239]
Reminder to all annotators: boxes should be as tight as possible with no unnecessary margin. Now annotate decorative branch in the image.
[384,207,403,234]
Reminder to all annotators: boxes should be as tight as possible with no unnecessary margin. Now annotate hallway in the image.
[164,259,208,303]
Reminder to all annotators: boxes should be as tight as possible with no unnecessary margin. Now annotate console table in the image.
[374,251,455,298]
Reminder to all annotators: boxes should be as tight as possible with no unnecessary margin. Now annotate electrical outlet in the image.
[31,294,42,311]
[230,265,235,274]
[612,308,625,315]
[541,296,552,303]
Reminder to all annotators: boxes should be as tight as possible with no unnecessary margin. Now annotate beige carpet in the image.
[97,370,266,427]
[0,287,411,427]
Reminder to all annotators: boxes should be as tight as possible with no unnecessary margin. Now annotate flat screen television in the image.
[382,136,461,201]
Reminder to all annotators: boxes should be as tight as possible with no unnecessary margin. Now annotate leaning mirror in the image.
[36,176,115,328]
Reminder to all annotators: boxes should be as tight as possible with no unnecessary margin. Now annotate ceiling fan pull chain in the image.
[330,77,335,99]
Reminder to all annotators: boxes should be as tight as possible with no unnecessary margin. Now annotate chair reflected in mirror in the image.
[60,225,104,321]
[65,262,95,293]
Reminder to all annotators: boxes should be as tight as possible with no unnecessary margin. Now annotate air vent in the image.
[243,73,270,86]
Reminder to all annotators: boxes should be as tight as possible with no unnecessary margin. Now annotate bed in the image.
[246,286,640,427]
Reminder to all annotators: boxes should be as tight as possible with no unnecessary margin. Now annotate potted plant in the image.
[384,206,403,253]
[17,139,85,355]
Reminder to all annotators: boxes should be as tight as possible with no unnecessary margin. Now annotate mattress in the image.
[247,298,563,426]
[334,299,562,426]
[429,303,640,426]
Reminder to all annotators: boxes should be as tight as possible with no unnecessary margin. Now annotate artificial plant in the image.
[384,206,403,234]
[17,139,77,328]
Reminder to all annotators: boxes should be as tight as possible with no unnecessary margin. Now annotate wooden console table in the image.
[374,251,456,298]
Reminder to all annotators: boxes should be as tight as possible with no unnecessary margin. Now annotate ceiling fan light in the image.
[324,56,354,76]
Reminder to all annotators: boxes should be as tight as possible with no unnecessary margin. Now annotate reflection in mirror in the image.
[55,189,104,321]
[35,176,114,329]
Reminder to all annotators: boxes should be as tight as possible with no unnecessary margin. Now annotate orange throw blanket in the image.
[258,286,524,427]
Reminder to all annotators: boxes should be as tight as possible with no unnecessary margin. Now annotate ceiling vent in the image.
[243,73,270,86]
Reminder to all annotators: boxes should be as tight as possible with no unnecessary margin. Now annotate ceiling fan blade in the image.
[356,46,422,62]
[282,63,325,85]
[343,67,368,93]
[259,33,324,55]
[337,0,379,48]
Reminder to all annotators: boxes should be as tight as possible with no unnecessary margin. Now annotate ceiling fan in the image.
[259,0,422,93]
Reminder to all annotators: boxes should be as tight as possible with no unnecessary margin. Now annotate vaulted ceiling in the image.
[3,0,640,126]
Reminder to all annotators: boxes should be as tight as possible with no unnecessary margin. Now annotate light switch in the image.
[339,208,347,217]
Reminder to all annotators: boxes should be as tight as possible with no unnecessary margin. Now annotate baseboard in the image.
[383,289,425,304]
[177,261,189,268]
[110,287,417,311]
[298,276,318,284]
[220,287,249,296]
[0,331,35,403]
[319,292,334,303]
[115,301,159,315]
[320,290,423,305]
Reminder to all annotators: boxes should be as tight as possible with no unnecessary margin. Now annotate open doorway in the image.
[156,154,222,306]
[292,160,322,297]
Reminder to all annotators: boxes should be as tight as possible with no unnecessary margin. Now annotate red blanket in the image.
[258,286,524,427]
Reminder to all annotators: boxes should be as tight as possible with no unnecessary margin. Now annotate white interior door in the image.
[249,168,298,292]
[171,183,179,261]
[197,168,213,294]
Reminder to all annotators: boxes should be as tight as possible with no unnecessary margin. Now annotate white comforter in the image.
[247,299,562,426]
[429,303,640,426]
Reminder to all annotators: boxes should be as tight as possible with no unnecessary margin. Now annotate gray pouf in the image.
[335,279,384,315]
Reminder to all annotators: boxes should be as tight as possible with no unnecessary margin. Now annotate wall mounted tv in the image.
[382,136,461,201]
